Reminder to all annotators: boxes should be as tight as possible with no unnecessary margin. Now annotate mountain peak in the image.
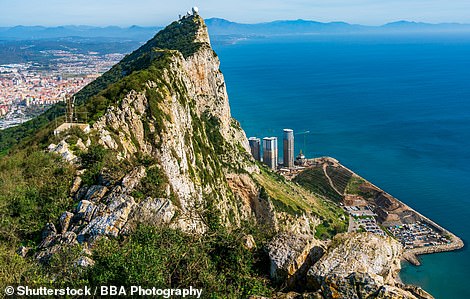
[146,14,211,56]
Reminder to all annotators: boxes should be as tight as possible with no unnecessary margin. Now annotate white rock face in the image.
[88,19,259,233]
[268,233,326,287]
[308,233,402,286]
[78,194,135,238]
[48,140,77,162]
[121,166,146,192]
[123,197,176,233]
[304,233,433,299]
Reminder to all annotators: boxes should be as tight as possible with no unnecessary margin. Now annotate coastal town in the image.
[0,51,124,129]
[248,130,463,263]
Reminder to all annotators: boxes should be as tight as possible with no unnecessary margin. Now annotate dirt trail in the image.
[322,163,343,197]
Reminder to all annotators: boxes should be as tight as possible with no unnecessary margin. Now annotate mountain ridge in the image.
[2,18,470,40]
[0,14,437,299]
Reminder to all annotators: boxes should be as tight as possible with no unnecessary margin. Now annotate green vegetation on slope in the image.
[87,225,273,298]
[325,165,353,194]
[0,15,208,154]
[253,164,347,239]
[0,151,75,244]
[253,166,312,214]
[345,176,366,195]
[293,167,343,202]
[0,150,76,288]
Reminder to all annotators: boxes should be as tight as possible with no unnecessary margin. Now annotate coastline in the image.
[295,156,464,264]
[331,157,465,264]
[402,234,464,266]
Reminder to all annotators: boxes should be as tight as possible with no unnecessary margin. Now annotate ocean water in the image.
[212,33,470,299]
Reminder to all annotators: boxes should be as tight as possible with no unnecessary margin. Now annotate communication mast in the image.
[65,95,76,123]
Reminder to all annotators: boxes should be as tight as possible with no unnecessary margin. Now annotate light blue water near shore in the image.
[212,34,470,299]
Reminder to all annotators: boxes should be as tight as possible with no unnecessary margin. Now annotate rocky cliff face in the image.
[38,15,306,260]
[36,15,434,299]
[304,233,433,299]
[263,233,433,299]
[89,16,260,233]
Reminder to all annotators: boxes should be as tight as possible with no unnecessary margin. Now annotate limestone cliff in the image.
[38,14,327,263]
[305,233,433,299]
[85,16,269,234]
[35,14,434,299]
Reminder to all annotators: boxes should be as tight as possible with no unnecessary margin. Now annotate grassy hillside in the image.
[253,166,347,239]
[0,16,207,154]
[0,15,351,297]
[293,167,343,202]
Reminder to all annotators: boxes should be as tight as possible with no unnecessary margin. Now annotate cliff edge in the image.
[0,14,437,299]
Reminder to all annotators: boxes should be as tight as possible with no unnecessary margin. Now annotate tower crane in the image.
[295,130,310,156]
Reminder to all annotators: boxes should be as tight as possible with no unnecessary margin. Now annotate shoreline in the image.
[402,235,464,266]
[304,156,465,264]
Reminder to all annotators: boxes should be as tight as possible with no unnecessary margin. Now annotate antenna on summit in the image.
[180,7,199,20]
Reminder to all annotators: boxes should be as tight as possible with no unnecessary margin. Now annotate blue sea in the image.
[212,33,470,299]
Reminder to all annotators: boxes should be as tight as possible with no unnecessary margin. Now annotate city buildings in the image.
[249,129,296,170]
[283,128,294,168]
[263,137,278,169]
[0,51,124,130]
[248,137,261,161]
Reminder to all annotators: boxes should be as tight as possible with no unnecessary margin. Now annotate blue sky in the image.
[1,0,470,26]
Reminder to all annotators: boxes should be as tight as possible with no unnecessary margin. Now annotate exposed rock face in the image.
[83,185,108,201]
[268,233,326,288]
[48,140,77,162]
[308,233,402,286]
[305,233,432,299]
[35,166,174,259]
[59,211,74,233]
[88,17,258,233]
[32,15,438,299]
[123,197,176,233]
[243,234,257,250]
[78,193,135,239]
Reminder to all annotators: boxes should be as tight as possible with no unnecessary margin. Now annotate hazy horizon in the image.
[1,0,470,27]
[1,18,470,29]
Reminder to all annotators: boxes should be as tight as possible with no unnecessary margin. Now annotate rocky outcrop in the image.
[48,140,77,162]
[307,233,402,286]
[123,197,176,233]
[254,233,433,299]
[268,233,326,288]
[304,233,432,299]
[35,166,173,260]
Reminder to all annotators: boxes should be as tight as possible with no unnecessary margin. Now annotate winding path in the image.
[322,163,343,197]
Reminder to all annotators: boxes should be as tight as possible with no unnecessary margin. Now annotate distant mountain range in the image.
[0,25,161,40]
[1,18,470,40]
[204,18,470,35]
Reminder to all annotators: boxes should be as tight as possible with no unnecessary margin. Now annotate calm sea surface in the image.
[213,33,470,299]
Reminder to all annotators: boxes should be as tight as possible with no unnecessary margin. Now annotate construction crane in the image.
[295,130,310,156]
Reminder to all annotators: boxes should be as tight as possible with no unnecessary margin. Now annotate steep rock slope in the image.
[5,14,433,299]
[305,233,433,299]
[36,15,333,262]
